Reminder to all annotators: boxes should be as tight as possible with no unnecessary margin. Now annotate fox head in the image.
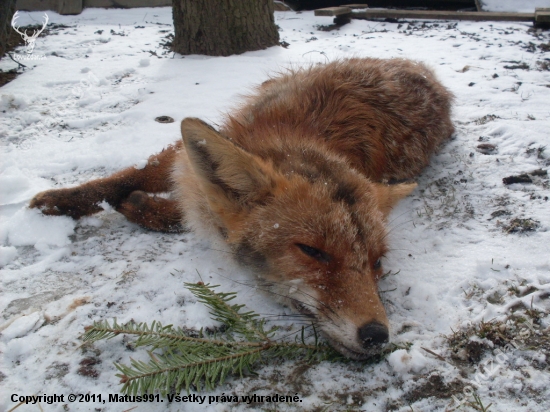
[177,118,417,360]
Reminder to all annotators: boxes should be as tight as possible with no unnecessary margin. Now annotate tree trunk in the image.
[172,0,280,56]
[0,0,17,58]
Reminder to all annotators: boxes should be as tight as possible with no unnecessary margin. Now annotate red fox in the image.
[30,58,454,359]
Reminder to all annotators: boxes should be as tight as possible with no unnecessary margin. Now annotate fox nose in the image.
[358,322,389,348]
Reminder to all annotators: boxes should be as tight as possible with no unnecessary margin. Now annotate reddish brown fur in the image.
[30,58,454,359]
[226,58,453,181]
[30,143,184,232]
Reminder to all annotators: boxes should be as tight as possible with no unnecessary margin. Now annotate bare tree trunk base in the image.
[172,0,279,57]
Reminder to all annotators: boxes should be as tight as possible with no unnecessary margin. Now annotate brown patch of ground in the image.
[503,62,530,70]
[0,68,18,87]
[404,374,464,403]
[500,218,540,234]
[0,27,25,86]
[474,114,500,125]
[78,357,101,378]
[447,309,550,367]
[45,362,69,380]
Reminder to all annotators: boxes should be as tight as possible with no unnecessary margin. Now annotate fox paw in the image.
[117,191,184,233]
[29,189,103,219]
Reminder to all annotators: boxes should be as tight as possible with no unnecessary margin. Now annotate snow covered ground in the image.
[481,0,550,13]
[1,7,550,412]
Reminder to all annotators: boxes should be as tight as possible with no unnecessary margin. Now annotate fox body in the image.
[31,58,454,359]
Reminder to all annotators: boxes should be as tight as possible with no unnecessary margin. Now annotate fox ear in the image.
[181,118,276,207]
[373,182,417,218]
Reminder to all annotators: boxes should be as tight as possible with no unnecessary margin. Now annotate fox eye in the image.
[373,258,382,269]
[296,243,331,263]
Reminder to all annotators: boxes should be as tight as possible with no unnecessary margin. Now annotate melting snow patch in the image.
[0,312,43,341]
[134,159,148,169]
[0,94,27,110]
[387,348,430,374]
[1,208,75,250]
[0,246,17,267]
[480,0,550,12]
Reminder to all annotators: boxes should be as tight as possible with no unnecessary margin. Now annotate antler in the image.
[11,11,49,40]
[11,12,49,54]
[33,14,49,38]
[11,11,25,38]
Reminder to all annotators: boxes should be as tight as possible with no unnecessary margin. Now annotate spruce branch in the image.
[184,282,274,341]
[82,282,347,395]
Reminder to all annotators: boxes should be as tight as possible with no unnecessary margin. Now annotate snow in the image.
[387,348,431,374]
[1,209,75,249]
[480,0,550,13]
[1,311,43,341]
[1,6,550,412]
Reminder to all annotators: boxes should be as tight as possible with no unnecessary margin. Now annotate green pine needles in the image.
[82,282,345,395]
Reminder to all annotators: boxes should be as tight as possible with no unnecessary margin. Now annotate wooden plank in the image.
[535,11,550,24]
[341,4,369,9]
[314,7,352,17]
[342,0,482,10]
[352,9,534,22]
